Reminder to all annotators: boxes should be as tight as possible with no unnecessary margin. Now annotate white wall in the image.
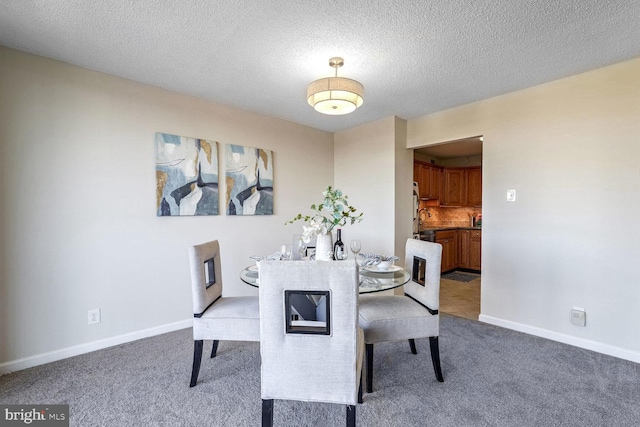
[334,116,399,257]
[0,47,334,369]
[393,117,414,285]
[407,57,640,362]
[2,44,639,370]
[334,116,413,295]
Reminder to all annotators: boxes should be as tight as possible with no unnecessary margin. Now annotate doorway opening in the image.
[413,135,482,321]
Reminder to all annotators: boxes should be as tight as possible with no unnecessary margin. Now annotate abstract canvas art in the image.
[155,132,219,216]
[225,144,273,215]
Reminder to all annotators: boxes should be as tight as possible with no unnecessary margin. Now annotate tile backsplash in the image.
[419,205,482,228]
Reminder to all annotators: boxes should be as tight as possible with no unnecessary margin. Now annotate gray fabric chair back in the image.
[403,239,442,312]
[189,240,223,316]
[258,260,361,405]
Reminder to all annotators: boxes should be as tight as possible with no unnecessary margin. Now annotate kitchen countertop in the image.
[419,226,482,232]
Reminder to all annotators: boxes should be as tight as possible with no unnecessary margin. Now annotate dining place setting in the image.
[241,238,410,293]
[241,186,411,293]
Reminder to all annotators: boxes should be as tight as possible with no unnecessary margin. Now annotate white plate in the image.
[364,265,402,273]
[247,265,259,272]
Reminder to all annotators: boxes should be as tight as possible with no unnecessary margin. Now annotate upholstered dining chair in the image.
[188,240,260,387]
[358,238,444,393]
[258,260,364,427]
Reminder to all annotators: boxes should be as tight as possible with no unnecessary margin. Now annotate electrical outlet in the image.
[570,307,586,327]
[506,189,516,202]
[88,309,101,325]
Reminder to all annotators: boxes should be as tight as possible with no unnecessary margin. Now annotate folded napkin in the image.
[250,252,284,262]
[358,253,399,267]
[358,253,379,267]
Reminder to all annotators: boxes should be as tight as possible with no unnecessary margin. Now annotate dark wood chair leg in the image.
[429,336,444,382]
[210,340,219,358]
[409,338,417,354]
[346,404,356,427]
[365,344,374,393]
[189,340,204,387]
[262,399,274,427]
[358,373,363,404]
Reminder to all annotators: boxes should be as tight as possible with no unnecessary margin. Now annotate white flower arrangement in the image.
[286,186,363,243]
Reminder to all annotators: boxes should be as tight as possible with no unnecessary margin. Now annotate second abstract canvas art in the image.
[225,144,273,215]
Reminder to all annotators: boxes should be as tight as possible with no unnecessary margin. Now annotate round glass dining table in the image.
[240,262,410,294]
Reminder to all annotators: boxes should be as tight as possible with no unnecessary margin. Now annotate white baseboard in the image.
[5,315,637,375]
[479,314,640,364]
[0,319,193,375]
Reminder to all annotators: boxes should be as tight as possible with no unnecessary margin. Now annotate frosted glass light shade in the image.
[307,77,364,115]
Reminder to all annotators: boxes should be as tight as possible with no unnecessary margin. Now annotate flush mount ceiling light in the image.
[307,57,364,115]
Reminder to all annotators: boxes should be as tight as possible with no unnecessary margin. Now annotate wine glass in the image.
[296,239,307,259]
[335,246,348,260]
[350,240,361,261]
[281,244,292,260]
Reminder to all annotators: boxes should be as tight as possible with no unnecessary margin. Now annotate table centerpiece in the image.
[286,186,363,260]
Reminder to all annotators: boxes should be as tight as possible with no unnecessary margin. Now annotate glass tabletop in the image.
[240,264,410,294]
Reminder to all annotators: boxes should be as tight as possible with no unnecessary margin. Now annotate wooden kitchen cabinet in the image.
[454,230,461,267]
[435,230,456,272]
[413,161,442,200]
[416,162,482,207]
[458,229,481,271]
[413,162,425,197]
[469,230,482,271]
[428,166,443,200]
[441,166,482,207]
[466,167,482,207]
[459,230,470,269]
[442,168,465,206]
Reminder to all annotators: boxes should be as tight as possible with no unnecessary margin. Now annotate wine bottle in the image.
[333,228,345,260]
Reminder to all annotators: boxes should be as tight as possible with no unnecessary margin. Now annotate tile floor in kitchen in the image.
[439,273,481,320]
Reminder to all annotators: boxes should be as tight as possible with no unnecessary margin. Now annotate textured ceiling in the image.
[1,0,640,135]
[416,136,484,159]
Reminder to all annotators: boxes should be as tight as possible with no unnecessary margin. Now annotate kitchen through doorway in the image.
[413,136,482,321]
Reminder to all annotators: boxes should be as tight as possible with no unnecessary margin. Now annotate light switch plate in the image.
[506,189,516,202]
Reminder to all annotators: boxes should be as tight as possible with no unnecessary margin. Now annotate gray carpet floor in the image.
[1,314,639,426]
